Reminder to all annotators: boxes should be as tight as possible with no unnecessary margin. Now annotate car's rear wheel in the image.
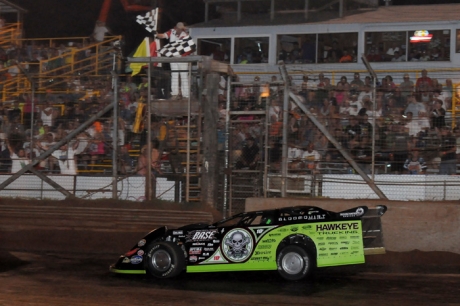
[146,241,185,278]
[277,245,312,281]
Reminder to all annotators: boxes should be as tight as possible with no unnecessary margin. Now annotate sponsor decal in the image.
[204,248,214,252]
[202,249,229,264]
[330,253,338,256]
[351,251,359,255]
[350,235,360,239]
[326,237,337,240]
[340,247,348,250]
[317,223,359,231]
[250,256,270,262]
[198,257,205,260]
[261,238,276,243]
[258,245,272,249]
[254,250,272,255]
[173,230,183,235]
[203,253,209,256]
[341,241,350,245]
[328,242,338,245]
[186,229,218,242]
[189,256,197,262]
[329,247,338,251]
[290,226,298,232]
[207,243,214,247]
[269,233,281,237]
[318,253,328,257]
[340,252,349,256]
[130,255,143,264]
[278,214,326,222]
[279,228,288,232]
[302,225,312,230]
[339,208,365,218]
[319,247,327,251]
[318,242,326,246]
[138,239,146,247]
[137,250,145,256]
[339,236,347,240]
[222,229,254,262]
[122,257,130,264]
[189,247,202,255]
[316,236,324,240]
[351,246,360,250]
[213,240,220,244]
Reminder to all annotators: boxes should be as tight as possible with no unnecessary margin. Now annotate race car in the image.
[110,205,387,281]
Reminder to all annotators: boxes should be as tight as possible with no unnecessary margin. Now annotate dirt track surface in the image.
[1,250,460,306]
[1,198,460,305]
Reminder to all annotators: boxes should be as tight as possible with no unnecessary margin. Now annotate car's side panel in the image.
[186,220,364,273]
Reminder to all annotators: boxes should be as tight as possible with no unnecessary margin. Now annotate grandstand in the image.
[1,1,460,215]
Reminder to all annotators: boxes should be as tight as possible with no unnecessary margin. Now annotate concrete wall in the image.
[246,198,460,254]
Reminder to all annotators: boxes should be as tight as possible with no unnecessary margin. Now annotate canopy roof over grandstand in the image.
[194,3,460,28]
[0,0,27,14]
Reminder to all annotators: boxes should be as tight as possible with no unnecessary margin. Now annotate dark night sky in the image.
[5,0,460,52]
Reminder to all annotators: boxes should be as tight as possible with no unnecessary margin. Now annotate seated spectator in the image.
[302,143,321,172]
[235,137,260,170]
[391,51,404,62]
[403,148,427,174]
[339,50,353,63]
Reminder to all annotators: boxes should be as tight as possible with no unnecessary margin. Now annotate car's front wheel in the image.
[277,245,313,281]
[146,241,185,278]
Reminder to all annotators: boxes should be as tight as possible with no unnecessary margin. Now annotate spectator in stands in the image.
[51,140,80,175]
[439,126,457,175]
[91,20,111,42]
[8,101,21,123]
[345,116,361,140]
[40,101,54,127]
[235,137,260,170]
[404,112,423,137]
[390,123,410,174]
[302,143,321,172]
[415,69,433,94]
[431,99,446,130]
[88,132,106,170]
[350,135,372,174]
[391,51,404,62]
[399,74,414,102]
[7,139,30,173]
[404,95,426,119]
[339,50,353,63]
[403,148,427,174]
[350,72,364,93]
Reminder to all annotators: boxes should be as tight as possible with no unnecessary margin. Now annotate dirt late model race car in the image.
[110,205,387,281]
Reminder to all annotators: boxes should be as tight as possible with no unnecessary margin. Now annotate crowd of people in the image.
[225,69,459,175]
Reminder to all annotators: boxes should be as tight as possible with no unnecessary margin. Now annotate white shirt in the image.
[52,147,77,175]
[11,153,30,173]
[93,25,109,42]
[41,107,53,126]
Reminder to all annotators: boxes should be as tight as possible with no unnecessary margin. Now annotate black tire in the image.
[277,245,313,281]
[145,241,185,278]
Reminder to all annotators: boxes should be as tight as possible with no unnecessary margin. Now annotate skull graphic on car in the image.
[225,230,250,259]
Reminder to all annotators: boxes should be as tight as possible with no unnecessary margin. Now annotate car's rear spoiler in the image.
[361,205,387,255]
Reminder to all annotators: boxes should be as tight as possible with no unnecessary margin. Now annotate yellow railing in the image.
[0,23,21,48]
[0,36,122,101]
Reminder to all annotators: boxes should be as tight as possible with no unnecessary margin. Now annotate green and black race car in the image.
[110,205,387,281]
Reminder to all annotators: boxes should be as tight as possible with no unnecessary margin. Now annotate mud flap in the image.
[362,205,387,255]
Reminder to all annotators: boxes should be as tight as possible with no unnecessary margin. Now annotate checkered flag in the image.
[158,36,196,58]
[136,9,158,32]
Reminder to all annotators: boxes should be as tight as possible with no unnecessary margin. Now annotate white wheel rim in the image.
[281,251,306,275]
[151,249,171,272]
